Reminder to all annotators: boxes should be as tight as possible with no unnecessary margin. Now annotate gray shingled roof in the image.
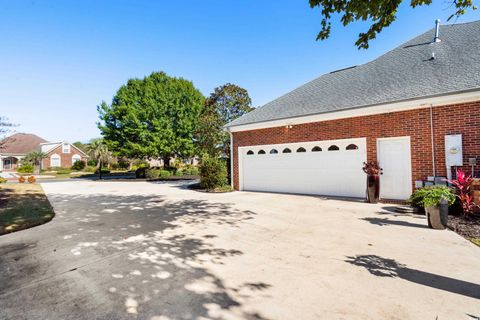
[227,21,480,128]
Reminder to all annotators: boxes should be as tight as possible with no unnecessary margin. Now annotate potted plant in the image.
[362,161,383,203]
[422,186,456,229]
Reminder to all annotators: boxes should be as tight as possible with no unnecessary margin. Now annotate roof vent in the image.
[433,19,441,43]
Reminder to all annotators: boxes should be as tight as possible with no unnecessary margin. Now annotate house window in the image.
[72,154,82,164]
[282,148,292,153]
[270,149,278,154]
[296,147,306,153]
[312,146,322,152]
[63,143,70,154]
[50,154,61,167]
[328,145,339,151]
[258,150,266,155]
[346,144,358,150]
[246,150,254,155]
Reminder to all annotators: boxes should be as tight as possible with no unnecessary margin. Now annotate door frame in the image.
[376,136,413,200]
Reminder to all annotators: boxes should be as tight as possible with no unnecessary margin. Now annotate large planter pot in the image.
[426,201,449,230]
[366,174,380,204]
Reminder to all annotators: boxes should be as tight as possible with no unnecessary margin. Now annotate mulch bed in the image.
[448,214,480,246]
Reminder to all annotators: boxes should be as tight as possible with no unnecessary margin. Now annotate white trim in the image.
[228,90,480,132]
[50,153,61,167]
[376,136,413,200]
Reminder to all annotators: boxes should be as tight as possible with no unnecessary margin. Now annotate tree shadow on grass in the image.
[345,254,480,300]
[0,192,271,319]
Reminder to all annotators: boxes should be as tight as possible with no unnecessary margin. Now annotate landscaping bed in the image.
[448,214,480,246]
[0,183,55,235]
[188,182,233,193]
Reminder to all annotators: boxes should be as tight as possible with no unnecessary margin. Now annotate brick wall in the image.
[42,144,88,169]
[232,101,480,191]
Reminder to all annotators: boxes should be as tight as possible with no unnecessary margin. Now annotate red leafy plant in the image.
[448,169,477,216]
[362,161,383,175]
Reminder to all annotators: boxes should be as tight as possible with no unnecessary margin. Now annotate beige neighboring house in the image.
[0,133,88,172]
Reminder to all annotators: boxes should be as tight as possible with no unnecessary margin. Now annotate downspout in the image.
[228,129,234,188]
[430,104,436,177]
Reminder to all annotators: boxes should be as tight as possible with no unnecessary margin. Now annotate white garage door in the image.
[240,138,367,198]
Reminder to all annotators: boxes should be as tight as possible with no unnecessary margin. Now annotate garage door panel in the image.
[241,138,366,198]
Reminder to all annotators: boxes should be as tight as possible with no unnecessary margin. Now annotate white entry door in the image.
[377,137,412,200]
[240,138,367,198]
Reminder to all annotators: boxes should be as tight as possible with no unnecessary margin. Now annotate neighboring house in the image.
[0,133,47,171]
[147,156,199,168]
[39,141,88,170]
[225,21,480,200]
[0,133,88,171]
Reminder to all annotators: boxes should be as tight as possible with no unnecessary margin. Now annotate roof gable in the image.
[227,21,480,128]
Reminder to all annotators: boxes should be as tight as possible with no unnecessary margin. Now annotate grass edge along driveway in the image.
[0,183,55,235]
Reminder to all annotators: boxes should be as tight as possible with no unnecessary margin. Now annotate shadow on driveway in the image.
[0,193,271,320]
[345,254,480,300]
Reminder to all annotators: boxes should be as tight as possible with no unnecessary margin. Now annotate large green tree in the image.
[309,0,477,49]
[98,72,204,167]
[196,83,253,157]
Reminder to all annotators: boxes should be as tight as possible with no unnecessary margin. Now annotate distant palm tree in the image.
[87,139,111,179]
[24,151,47,175]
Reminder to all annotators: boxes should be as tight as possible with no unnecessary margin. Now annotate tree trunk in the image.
[163,155,171,169]
[34,162,40,175]
[99,160,103,180]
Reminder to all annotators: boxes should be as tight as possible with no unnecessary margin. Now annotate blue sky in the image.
[0,1,478,142]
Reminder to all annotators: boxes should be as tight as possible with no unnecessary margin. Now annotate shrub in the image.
[410,186,456,209]
[27,176,36,184]
[146,169,171,180]
[190,167,199,175]
[117,160,130,170]
[18,176,26,183]
[71,160,86,171]
[87,159,97,167]
[84,166,97,173]
[135,167,147,179]
[199,155,228,190]
[17,164,34,174]
[418,186,456,208]
[0,177,7,184]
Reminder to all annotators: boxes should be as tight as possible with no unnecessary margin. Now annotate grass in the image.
[0,183,55,235]
[470,238,480,247]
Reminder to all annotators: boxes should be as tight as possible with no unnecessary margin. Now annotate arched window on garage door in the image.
[246,150,254,155]
[270,149,278,154]
[312,146,322,152]
[296,147,306,153]
[282,148,292,153]
[346,144,359,150]
[258,150,266,155]
[328,145,339,151]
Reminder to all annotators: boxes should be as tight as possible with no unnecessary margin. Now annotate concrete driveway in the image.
[0,181,479,320]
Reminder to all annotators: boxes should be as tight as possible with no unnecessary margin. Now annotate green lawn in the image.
[0,183,55,235]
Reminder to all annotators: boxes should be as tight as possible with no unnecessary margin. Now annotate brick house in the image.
[40,141,88,170]
[0,133,88,171]
[225,21,480,200]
